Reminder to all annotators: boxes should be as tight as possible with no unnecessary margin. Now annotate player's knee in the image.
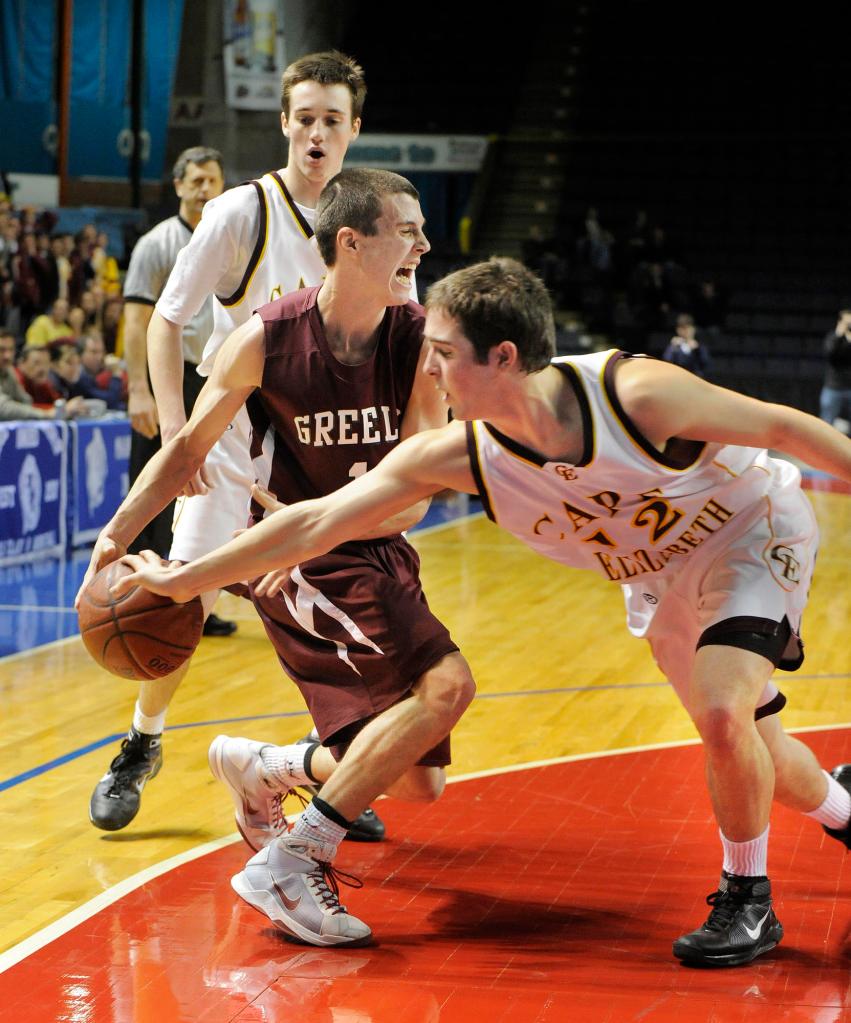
[418,654,476,727]
[417,771,445,802]
[692,702,753,753]
[393,766,445,803]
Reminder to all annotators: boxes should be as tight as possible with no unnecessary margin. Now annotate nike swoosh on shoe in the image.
[274,880,301,912]
[743,908,771,940]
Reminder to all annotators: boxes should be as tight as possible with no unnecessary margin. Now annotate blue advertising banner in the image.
[0,421,68,565]
[70,419,131,547]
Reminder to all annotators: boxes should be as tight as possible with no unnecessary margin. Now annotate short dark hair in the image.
[172,146,224,182]
[314,168,419,267]
[426,258,556,373]
[281,50,366,119]
[47,339,79,363]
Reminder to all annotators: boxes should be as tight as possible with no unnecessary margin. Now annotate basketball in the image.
[77,560,204,681]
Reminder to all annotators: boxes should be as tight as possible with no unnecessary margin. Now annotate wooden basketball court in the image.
[0,480,849,1021]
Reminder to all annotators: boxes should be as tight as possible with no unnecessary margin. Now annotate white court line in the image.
[0,833,241,974]
[0,634,80,665]
[2,720,848,974]
[0,605,77,613]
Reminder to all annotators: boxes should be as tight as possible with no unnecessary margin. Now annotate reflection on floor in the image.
[2,734,851,1022]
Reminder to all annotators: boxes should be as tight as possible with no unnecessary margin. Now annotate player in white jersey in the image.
[119,257,851,966]
[87,51,385,843]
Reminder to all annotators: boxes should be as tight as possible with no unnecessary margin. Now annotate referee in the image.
[122,145,234,636]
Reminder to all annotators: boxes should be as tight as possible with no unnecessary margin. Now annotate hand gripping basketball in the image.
[77,559,204,681]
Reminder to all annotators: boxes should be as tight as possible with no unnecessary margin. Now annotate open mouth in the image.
[395,265,415,286]
[307,148,324,162]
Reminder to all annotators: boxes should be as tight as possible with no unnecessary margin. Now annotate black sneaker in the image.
[673,872,783,967]
[89,728,163,831]
[203,613,237,637]
[296,731,387,843]
[823,764,851,848]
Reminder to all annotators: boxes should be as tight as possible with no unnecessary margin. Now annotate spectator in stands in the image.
[15,346,54,405]
[25,297,73,347]
[578,206,615,276]
[68,226,97,306]
[646,224,675,264]
[692,276,727,335]
[81,286,104,328]
[77,333,126,409]
[34,230,60,308]
[820,309,851,434]
[47,339,83,401]
[100,294,124,354]
[13,343,84,416]
[68,305,86,340]
[628,260,673,332]
[626,209,652,257]
[50,233,72,302]
[662,313,711,378]
[12,231,45,331]
[91,232,121,295]
[0,329,82,420]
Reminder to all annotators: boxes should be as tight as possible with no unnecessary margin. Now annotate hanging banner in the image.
[68,0,185,181]
[0,0,57,173]
[0,421,68,565]
[222,0,287,110]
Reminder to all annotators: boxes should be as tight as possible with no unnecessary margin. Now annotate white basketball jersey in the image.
[197,171,326,375]
[466,349,802,588]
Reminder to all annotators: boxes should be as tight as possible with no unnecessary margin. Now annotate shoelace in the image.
[270,787,310,836]
[704,889,743,931]
[109,735,137,771]
[108,735,156,784]
[307,861,364,916]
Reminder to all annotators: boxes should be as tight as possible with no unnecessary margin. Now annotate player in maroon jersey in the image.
[79,168,475,947]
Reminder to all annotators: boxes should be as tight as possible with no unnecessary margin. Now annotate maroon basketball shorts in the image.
[249,535,459,766]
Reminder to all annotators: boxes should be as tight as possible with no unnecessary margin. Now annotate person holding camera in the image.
[820,309,851,434]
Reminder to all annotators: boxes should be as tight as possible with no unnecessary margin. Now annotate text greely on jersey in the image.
[293,406,401,446]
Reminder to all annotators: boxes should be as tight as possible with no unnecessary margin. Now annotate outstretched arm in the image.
[76,316,264,603]
[359,339,450,536]
[115,420,475,602]
[618,358,851,481]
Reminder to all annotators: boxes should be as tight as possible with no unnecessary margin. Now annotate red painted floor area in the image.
[4,732,851,1022]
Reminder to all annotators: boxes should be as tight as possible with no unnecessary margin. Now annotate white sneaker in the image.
[231,834,372,947]
[208,735,289,851]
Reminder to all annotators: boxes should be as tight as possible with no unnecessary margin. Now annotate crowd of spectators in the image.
[523,206,726,367]
[0,190,127,421]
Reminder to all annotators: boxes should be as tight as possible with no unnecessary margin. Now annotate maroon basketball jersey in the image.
[247,286,424,511]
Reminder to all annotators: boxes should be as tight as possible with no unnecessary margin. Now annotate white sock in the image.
[261,742,317,786]
[291,799,347,855]
[805,771,851,829]
[720,825,769,877]
[133,702,165,736]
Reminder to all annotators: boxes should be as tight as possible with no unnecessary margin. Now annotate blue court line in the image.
[3,672,849,793]
[0,708,312,793]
